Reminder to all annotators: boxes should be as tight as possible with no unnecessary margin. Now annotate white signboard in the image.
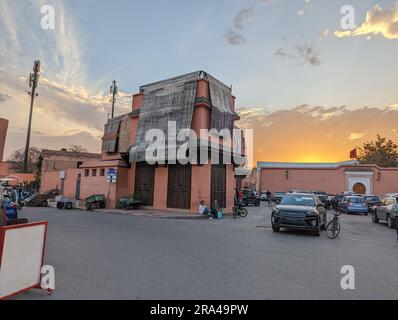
[0,221,48,299]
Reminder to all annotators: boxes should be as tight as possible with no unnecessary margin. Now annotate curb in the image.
[75,207,234,220]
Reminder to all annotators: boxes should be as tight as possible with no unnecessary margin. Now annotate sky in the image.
[0,0,398,163]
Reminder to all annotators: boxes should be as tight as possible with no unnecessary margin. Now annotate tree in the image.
[68,144,88,153]
[8,147,42,173]
[357,135,398,167]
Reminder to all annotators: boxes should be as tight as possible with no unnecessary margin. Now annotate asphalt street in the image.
[14,203,398,300]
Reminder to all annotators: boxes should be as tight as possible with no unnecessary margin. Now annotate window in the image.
[100,169,105,176]
[92,169,97,177]
[77,161,83,168]
[84,169,89,177]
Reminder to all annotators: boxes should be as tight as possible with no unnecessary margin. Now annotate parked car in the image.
[271,192,286,204]
[372,196,398,229]
[26,189,59,207]
[56,196,75,210]
[364,195,381,212]
[337,196,368,215]
[260,192,268,201]
[242,189,260,207]
[271,193,327,236]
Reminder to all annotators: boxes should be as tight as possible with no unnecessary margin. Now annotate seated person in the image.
[198,200,210,216]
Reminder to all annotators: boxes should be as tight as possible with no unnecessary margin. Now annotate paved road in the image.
[14,203,398,300]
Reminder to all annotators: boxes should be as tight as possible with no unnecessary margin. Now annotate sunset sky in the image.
[0,0,398,163]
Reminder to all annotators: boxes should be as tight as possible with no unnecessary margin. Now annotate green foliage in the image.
[358,135,398,167]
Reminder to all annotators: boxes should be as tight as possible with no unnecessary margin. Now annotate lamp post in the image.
[23,60,40,173]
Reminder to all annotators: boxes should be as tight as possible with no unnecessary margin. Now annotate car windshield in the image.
[281,195,315,206]
[275,192,285,196]
[348,197,365,203]
[365,196,379,201]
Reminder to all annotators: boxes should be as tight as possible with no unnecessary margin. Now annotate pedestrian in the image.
[210,200,219,220]
[198,200,210,216]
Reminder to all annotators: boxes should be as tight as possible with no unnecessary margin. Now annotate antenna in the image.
[23,60,40,173]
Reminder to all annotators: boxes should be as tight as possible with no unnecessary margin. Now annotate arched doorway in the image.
[353,183,366,194]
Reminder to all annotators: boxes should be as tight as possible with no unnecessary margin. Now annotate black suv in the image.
[271,193,327,236]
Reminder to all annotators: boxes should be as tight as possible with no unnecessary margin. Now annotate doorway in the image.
[167,164,192,209]
[134,163,155,206]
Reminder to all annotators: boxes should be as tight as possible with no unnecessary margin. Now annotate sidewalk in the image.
[76,206,234,220]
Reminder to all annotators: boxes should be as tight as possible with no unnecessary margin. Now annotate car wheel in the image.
[56,202,65,210]
[40,200,48,207]
[387,215,394,229]
[272,226,280,232]
[65,202,73,210]
[372,210,379,223]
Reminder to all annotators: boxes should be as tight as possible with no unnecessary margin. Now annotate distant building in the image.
[39,149,102,195]
[40,71,247,212]
[258,161,398,195]
[0,118,36,187]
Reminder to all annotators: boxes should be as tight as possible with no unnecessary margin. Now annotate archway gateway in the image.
[353,183,366,194]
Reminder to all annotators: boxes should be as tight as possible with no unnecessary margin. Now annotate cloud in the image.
[225,0,281,46]
[275,43,322,66]
[335,4,398,40]
[0,1,133,158]
[349,133,365,141]
[238,105,398,163]
[225,30,247,45]
[0,93,11,103]
[234,7,255,30]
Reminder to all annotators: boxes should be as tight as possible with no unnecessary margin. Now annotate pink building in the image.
[258,161,398,196]
[41,71,246,212]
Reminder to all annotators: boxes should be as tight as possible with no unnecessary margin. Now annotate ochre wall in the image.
[191,165,211,213]
[153,166,168,210]
[260,166,398,196]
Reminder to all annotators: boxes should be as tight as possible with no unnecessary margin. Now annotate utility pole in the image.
[110,80,118,118]
[23,60,40,173]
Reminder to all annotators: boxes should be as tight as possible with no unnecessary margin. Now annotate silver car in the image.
[372,196,398,229]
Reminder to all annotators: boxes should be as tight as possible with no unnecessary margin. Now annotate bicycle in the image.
[326,211,341,239]
[233,204,248,218]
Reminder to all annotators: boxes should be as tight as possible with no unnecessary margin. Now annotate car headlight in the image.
[272,208,280,214]
[307,210,318,216]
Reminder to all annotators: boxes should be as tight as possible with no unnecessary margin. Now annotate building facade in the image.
[41,71,246,212]
[258,161,398,196]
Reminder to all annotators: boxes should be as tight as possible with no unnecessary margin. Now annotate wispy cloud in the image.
[275,43,322,66]
[0,1,132,157]
[335,3,398,40]
[225,0,280,45]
